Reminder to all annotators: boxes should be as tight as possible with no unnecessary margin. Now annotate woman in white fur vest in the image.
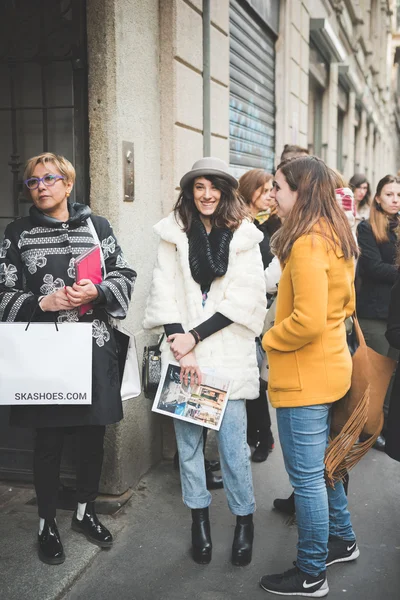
[144,157,266,567]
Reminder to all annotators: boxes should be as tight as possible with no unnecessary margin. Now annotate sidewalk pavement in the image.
[1,425,400,600]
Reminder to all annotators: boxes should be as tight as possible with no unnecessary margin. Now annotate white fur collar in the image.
[153,212,262,252]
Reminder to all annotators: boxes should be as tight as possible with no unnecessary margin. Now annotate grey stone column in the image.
[86,0,164,495]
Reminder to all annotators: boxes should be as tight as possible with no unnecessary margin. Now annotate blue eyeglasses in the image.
[24,174,65,190]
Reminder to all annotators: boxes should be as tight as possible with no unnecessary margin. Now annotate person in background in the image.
[259,155,359,598]
[144,157,266,567]
[356,174,400,450]
[263,145,309,294]
[238,168,279,462]
[0,153,136,565]
[385,265,400,465]
[349,173,371,226]
[280,144,309,162]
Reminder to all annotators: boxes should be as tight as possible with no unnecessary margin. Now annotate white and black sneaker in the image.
[326,535,360,567]
[260,565,329,597]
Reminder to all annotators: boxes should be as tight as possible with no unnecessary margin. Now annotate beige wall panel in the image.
[291,0,301,28]
[289,58,300,96]
[211,135,230,163]
[176,0,203,71]
[211,81,229,138]
[175,62,203,130]
[301,38,309,71]
[290,23,301,64]
[175,125,203,188]
[211,0,229,33]
[300,2,310,37]
[299,100,308,136]
[187,0,202,12]
[211,25,229,86]
[300,69,309,104]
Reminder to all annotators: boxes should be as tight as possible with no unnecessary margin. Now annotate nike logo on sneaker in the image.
[347,543,356,552]
[303,579,325,589]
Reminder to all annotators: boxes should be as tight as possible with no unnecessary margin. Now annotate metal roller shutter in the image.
[229,0,276,177]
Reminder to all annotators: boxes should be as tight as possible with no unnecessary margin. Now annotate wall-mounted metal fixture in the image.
[123,141,134,202]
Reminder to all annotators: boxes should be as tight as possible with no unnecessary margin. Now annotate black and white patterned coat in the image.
[0,202,136,428]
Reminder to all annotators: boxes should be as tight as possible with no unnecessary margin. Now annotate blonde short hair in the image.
[24,153,76,184]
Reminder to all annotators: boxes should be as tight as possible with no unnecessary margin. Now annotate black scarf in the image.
[188,216,233,289]
[29,201,92,228]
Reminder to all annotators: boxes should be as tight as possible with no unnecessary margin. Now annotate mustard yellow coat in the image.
[262,233,355,408]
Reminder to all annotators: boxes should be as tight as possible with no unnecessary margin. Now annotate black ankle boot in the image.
[232,514,254,566]
[38,518,65,565]
[71,501,113,548]
[273,492,296,516]
[191,508,212,564]
[205,461,223,490]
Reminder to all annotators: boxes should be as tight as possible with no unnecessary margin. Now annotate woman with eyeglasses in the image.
[0,153,136,565]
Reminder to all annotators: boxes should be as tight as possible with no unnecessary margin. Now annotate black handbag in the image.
[142,335,164,399]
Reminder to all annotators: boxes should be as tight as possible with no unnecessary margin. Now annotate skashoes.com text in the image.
[14,392,88,401]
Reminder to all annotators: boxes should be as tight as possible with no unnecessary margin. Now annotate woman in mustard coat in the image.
[259,156,359,598]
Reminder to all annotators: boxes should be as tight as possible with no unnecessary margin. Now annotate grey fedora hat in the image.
[180,157,238,190]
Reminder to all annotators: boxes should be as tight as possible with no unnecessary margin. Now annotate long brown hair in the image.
[271,156,359,262]
[174,175,248,232]
[238,169,273,206]
[370,175,400,243]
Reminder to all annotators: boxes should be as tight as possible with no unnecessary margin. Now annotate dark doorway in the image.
[0,0,88,483]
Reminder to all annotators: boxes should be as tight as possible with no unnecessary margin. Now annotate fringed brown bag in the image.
[325,315,396,487]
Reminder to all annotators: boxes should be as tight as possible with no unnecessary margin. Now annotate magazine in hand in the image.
[152,362,231,431]
[75,245,102,316]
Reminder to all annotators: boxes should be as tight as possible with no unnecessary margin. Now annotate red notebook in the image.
[75,245,103,316]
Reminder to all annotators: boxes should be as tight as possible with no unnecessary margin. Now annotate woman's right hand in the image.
[179,352,202,386]
[40,289,74,312]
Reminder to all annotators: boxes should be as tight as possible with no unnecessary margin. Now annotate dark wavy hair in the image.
[173,175,248,232]
[271,156,359,262]
[349,173,371,209]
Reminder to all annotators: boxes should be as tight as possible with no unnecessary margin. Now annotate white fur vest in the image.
[143,212,267,400]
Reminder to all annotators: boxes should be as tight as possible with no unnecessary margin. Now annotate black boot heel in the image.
[232,514,254,566]
[191,508,212,564]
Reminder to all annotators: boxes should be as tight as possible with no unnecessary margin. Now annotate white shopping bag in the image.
[115,324,141,401]
[0,322,92,405]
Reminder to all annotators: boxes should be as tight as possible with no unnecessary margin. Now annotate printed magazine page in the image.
[152,363,231,431]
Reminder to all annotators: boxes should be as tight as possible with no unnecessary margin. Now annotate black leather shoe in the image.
[273,492,296,516]
[252,431,275,463]
[373,434,386,452]
[206,459,221,472]
[191,508,212,564]
[71,502,113,548]
[232,514,254,566]
[38,519,65,565]
[206,464,223,490]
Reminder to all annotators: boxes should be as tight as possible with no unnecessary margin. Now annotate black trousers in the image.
[33,425,106,520]
[246,379,272,445]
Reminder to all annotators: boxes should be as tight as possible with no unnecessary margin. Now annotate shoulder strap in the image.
[87,217,106,277]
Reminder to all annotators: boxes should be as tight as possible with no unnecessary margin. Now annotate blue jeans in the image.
[277,404,355,576]
[174,399,255,515]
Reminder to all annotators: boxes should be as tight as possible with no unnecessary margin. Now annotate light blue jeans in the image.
[174,399,255,515]
[277,404,356,576]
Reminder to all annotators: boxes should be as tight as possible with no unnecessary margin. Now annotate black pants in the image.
[34,425,106,520]
[246,379,272,446]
